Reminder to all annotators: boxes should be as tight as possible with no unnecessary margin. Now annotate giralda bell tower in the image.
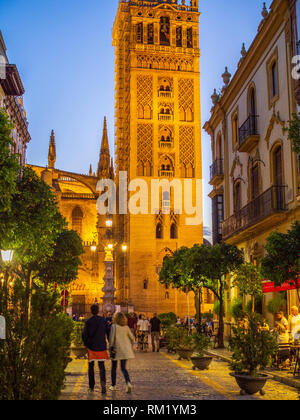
[113,0,203,316]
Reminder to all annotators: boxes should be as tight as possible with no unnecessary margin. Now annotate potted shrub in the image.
[229,313,278,396]
[71,321,88,359]
[166,325,194,359]
[191,333,213,370]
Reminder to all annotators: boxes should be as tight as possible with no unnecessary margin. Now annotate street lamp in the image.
[1,250,14,264]
[106,219,113,228]
[90,241,97,252]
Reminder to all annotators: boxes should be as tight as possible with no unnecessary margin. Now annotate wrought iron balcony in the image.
[238,115,259,152]
[210,159,224,185]
[222,186,287,240]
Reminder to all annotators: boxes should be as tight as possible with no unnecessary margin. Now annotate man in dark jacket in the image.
[82,305,110,394]
[150,313,161,352]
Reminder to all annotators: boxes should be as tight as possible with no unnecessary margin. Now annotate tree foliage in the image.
[229,313,278,377]
[233,262,263,313]
[0,281,73,400]
[261,222,300,302]
[285,112,300,154]
[0,109,20,214]
[33,229,84,290]
[159,243,244,348]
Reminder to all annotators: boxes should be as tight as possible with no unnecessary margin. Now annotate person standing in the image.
[274,312,289,344]
[137,314,150,351]
[82,304,110,394]
[109,312,135,393]
[288,306,300,342]
[150,313,161,352]
[128,313,137,337]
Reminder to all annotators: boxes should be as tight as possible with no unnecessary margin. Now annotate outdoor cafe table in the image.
[290,345,300,376]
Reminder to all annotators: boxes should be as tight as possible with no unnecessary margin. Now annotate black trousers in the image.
[111,360,130,386]
[88,361,106,390]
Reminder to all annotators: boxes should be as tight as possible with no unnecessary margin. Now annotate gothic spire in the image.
[48,129,56,169]
[97,117,111,178]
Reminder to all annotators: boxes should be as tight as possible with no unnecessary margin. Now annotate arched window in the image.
[186,107,193,122]
[249,87,256,116]
[271,62,278,98]
[187,27,193,48]
[137,23,143,43]
[180,107,186,121]
[144,105,152,119]
[156,223,163,239]
[232,114,239,148]
[273,145,284,209]
[170,223,178,239]
[72,206,83,236]
[233,182,241,213]
[176,26,182,47]
[148,23,154,44]
[251,164,259,200]
[160,17,170,46]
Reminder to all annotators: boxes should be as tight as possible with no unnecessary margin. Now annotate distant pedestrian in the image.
[150,313,161,352]
[82,304,110,394]
[109,312,135,393]
[128,313,137,337]
[105,311,113,336]
[137,314,150,351]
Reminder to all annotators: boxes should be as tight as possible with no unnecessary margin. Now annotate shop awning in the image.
[263,279,300,294]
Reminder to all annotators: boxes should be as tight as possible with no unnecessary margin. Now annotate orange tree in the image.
[261,222,300,303]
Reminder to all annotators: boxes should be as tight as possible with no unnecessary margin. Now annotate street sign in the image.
[263,279,300,294]
[61,290,69,298]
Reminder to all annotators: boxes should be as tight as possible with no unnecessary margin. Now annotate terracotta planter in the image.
[191,356,213,370]
[230,373,269,396]
[177,349,193,360]
[71,346,88,359]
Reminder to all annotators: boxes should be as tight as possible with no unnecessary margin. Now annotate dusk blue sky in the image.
[0,0,271,238]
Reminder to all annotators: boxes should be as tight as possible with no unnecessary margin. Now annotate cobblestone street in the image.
[60,350,299,401]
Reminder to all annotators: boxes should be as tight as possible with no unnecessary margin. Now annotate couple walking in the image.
[82,305,135,394]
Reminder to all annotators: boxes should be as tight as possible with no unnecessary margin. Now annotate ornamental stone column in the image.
[102,246,116,313]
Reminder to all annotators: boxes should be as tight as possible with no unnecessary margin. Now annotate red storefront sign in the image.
[263,279,300,294]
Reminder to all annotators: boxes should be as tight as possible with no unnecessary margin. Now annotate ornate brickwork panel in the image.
[137,75,153,108]
[178,79,194,111]
[137,124,153,165]
[136,55,194,72]
[179,126,195,168]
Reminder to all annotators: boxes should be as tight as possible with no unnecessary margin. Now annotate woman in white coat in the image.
[109,312,135,393]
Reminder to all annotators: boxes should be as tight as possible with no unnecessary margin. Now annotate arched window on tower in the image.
[156,223,163,239]
[72,206,83,236]
[160,17,170,46]
[137,23,143,43]
[187,27,193,48]
[170,223,178,239]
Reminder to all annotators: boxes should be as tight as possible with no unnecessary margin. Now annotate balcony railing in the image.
[210,159,224,183]
[158,114,173,121]
[159,140,174,149]
[159,170,174,178]
[222,186,286,240]
[239,115,259,152]
[61,193,96,200]
[158,91,173,99]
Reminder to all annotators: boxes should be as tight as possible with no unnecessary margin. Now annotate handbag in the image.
[110,325,117,360]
